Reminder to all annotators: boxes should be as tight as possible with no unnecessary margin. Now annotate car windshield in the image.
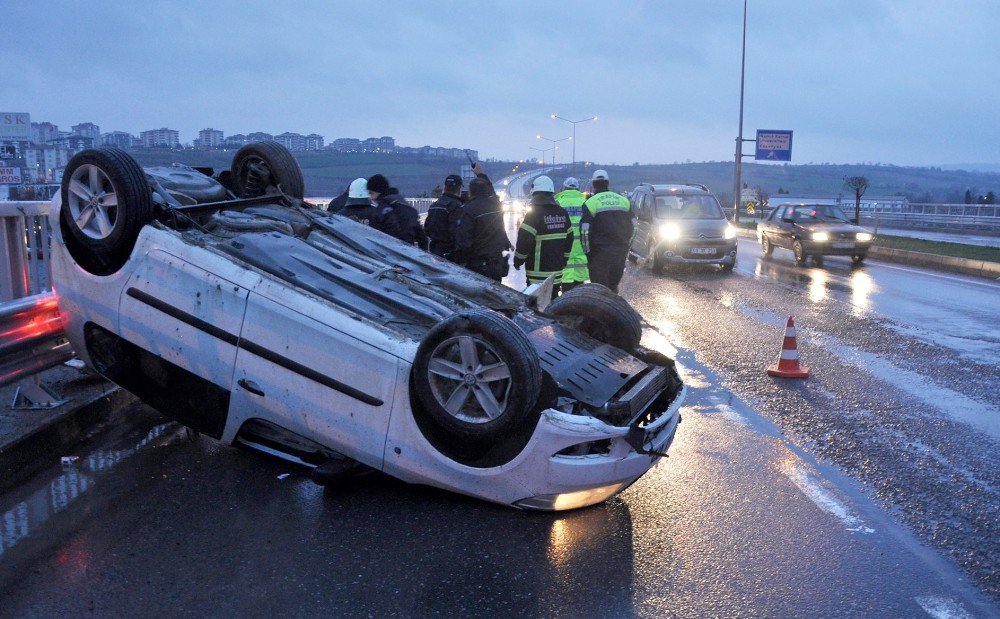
[654,195,724,219]
[786,205,851,222]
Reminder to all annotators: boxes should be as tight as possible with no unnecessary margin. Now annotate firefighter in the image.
[581,169,633,293]
[513,175,573,288]
[424,174,465,259]
[554,177,588,294]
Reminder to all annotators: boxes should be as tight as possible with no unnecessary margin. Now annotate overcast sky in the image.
[3,0,999,166]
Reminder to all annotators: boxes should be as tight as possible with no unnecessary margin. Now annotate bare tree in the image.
[843,176,869,223]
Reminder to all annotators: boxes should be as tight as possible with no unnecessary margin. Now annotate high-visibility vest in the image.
[555,189,589,283]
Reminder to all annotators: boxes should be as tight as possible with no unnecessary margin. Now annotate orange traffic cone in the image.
[767,316,810,378]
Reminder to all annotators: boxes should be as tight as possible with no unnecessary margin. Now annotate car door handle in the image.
[238,379,265,397]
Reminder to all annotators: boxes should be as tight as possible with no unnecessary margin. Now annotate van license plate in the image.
[832,242,854,249]
[691,247,716,255]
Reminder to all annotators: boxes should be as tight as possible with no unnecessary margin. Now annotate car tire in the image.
[792,240,807,265]
[762,236,774,257]
[852,253,866,265]
[813,254,824,267]
[59,148,153,276]
[413,309,541,448]
[545,283,643,351]
[230,141,304,199]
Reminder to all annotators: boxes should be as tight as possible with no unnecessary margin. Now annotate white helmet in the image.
[591,169,610,182]
[563,177,580,189]
[346,177,369,205]
[531,175,555,194]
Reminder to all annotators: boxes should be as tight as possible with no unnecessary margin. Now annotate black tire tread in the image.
[231,141,304,199]
[546,283,643,351]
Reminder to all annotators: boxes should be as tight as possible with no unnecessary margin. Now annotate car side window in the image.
[772,206,785,221]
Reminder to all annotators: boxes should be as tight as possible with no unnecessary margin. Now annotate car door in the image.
[224,285,399,469]
[761,206,781,247]
[631,193,652,256]
[117,249,251,438]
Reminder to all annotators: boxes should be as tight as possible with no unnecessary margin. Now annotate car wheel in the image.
[413,309,541,448]
[59,148,153,276]
[761,236,774,257]
[545,283,643,351]
[813,254,824,267]
[647,244,663,274]
[230,141,304,199]
[792,240,807,265]
[852,253,866,265]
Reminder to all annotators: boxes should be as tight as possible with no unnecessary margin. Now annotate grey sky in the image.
[3,0,998,166]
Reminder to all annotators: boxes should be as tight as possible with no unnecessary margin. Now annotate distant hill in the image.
[125,149,1000,205]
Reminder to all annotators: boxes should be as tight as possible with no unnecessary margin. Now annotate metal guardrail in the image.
[728,202,1000,235]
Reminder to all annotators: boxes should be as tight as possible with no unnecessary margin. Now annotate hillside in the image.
[125,149,1000,204]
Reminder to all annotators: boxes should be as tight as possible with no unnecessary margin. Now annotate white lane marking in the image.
[871,260,1000,289]
[914,595,973,619]
[817,336,1000,443]
[782,463,875,534]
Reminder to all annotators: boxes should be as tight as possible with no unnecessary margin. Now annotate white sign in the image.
[0,166,23,184]
[0,113,30,139]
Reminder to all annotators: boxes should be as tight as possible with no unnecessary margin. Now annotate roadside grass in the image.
[874,234,1000,263]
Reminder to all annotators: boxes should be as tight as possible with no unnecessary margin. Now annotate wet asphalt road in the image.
[1,236,998,616]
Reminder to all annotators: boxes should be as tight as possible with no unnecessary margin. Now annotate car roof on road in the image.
[637,183,711,194]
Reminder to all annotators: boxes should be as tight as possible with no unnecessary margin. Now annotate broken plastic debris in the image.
[64,359,86,369]
[61,456,79,466]
[277,473,290,480]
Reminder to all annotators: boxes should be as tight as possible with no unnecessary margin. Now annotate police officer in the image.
[554,177,588,293]
[581,169,633,293]
[513,175,573,288]
[339,177,403,236]
[453,164,510,281]
[368,174,429,249]
[424,174,464,258]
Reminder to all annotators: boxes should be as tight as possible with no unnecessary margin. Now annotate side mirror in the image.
[637,209,651,221]
[781,216,794,223]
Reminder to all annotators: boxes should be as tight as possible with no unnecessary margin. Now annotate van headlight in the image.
[659,223,681,241]
[811,232,829,241]
[856,232,873,242]
[724,225,736,239]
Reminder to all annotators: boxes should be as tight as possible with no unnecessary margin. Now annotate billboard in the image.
[0,113,30,140]
[755,130,793,161]
[0,166,23,184]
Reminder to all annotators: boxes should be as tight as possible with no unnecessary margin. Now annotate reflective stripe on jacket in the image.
[514,194,573,284]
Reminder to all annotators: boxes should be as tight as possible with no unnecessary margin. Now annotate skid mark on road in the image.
[815,335,1000,442]
[781,462,875,535]
[915,595,973,619]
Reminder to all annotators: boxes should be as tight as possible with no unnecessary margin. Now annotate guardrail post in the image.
[0,215,30,302]
[12,374,68,409]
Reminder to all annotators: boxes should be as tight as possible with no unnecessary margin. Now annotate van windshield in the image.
[655,195,724,219]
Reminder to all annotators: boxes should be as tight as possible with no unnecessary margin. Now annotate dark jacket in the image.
[341,202,403,237]
[453,174,510,276]
[379,189,429,249]
[581,190,634,252]
[424,193,465,258]
[327,190,349,213]
[513,193,574,283]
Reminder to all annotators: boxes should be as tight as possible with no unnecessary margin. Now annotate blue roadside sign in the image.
[755,130,793,161]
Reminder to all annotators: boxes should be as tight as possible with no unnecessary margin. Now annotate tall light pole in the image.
[536,135,571,169]
[551,114,597,178]
[529,146,553,167]
[731,0,749,223]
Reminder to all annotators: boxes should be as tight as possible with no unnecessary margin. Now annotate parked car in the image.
[757,203,874,266]
[628,183,737,273]
[49,143,685,511]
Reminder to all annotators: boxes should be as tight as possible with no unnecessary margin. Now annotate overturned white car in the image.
[50,143,684,510]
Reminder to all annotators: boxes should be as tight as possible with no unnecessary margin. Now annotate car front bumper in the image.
[801,240,872,256]
[383,374,687,511]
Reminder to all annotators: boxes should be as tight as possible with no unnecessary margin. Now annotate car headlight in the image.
[811,232,829,242]
[659,223,681,241]
[856,232,873,242]
[512,199,524,211]
[724,225,736,240]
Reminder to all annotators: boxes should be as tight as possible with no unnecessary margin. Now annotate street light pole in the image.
[529,146,553,168]
[732,0,748,223]
[551,115,597,178]
[536,135,571,171]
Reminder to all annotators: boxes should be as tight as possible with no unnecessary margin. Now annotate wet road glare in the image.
[0,232,997,616]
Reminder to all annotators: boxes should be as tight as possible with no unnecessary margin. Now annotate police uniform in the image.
[581,184,633,294]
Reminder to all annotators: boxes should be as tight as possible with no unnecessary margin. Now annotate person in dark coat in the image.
[368,174,429,249]
[453,164,510,281]
[424,174,465,258]
[327,186,349,213]
[338,177,403,236]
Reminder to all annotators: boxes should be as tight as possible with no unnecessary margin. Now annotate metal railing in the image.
[727,202,1000,235]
